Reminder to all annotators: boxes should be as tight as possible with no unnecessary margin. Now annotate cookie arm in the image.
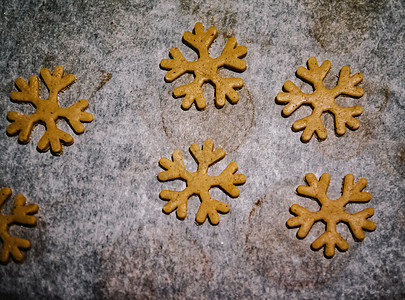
[158,150,193,182]
[195,190,230,225]
[0,193,38,263]
[160,47,191,82]
[182,22,217,59]
[190,139,225,173]
[40,66,76,101]
[287,204,323,238]
[59,99,94,134]
[211,162,246,197]
[215,37,247,71]
[276,80,309,116]
[211,73,244,108]
[10,75,41,106]
[297,173,331,205]
[342,209,376,241]
[331,66,363,98]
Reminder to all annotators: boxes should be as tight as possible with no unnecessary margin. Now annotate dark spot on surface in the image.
[222,30,235,39]
[260,38,271,48]
[220,12,238,30]
[248,198,263,222]
[381,88,390,112]
[192,5,200,15]
[308,0,385,52]
[179,0,200,15]
[161,121,169,140]
[42,53,57,69]
[392,145,405,177]
[179,0,191,12]
[95,70,112,93]
[399,147,405,162]
[397,208,405,228]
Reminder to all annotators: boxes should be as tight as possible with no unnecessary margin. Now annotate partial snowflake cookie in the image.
[276,57,365,142]
[160,22,247,110]
[6,66,94,155]
[158,139,246,225]
[287,173,376,258]
[0,187,38,263]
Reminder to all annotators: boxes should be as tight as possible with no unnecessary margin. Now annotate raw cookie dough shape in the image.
[0,187,38,263]
[6,66,94,155]
[287,173,376,258]
[158,139,246,225]
[160,22,247,110]
[276,57,364,142]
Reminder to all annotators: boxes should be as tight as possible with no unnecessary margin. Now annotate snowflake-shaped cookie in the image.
[160,22,247,110]
[287,173,376,258]
[158,139,246,225]
[6,66,93,155]
[0,187,38,263]
[276,57,365,142]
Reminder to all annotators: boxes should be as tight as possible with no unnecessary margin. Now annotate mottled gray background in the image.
[0,0,404,299]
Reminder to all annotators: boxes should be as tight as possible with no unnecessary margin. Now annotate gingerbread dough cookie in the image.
[7,66,93,155]
[158,139,246,225]
[160,22,247,110]
[287,173,376,258]
[0,187,39,263]
[276,57,364,142]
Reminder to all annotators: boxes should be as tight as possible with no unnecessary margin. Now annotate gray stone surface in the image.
[0,0,404,299]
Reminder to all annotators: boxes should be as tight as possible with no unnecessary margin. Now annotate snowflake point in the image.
[7,66,93,155]
[277,57,365,141]
[161,22,247,110]
[288,173,376,257]
[158,139,245,225]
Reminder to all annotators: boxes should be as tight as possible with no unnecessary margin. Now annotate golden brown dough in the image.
[276,57,364,142]
[287,173,376,257]
[7,66,93,155]
[158,139,246,225]
[160,22,247,110]
[0,187,38,263]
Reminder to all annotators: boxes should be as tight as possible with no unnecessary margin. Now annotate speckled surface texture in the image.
[0,0,404,299]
